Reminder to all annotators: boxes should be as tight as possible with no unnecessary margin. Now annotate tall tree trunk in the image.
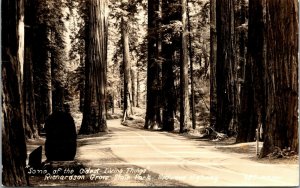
[180,0,190,133]
[237,0,264,143]
[236,0,247,123]
[111,64,115,114]
[80,0,108,134]
[131,68,136,107]
[187,0,195,129]
[2,0,28,185]
[161,51,176,131]
[161,0,180,131]
[51,29,65,113]
[45,47,52,115]
[237,0,247,84]
[215,0,236,134]
[261,0,298,156]
[136,69,140,107]
[42,28,53,119]
[209,0,217,129]
[24,28,38,138]
[79,55,85,112]
[122,17,133,120]
[32,24,52,128]
[231,1,238,134]
[145,0,162,129]
[23,0,38,139]
[24,49,38,139]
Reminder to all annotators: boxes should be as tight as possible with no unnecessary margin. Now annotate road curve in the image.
[76,119,299,186]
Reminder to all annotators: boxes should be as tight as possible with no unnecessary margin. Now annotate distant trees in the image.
[32,0,68,133]
[105,0,147,121]
[145,0,210,132]
[145,0,185,131]
[80,0,108,134]
[67,0,87,112]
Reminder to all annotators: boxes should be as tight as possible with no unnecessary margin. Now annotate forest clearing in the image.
[2,0,299,186]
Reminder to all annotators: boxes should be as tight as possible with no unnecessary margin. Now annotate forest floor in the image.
[26,107,299,186]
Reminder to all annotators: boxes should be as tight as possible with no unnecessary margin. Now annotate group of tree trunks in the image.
[145,0,191,132]
[210,0,298,157]
[1,0,109,185]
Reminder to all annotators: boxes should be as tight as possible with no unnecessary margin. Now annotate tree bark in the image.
[237,0,247,83]
[161,0,180,131]
[136,69,140,107]
[180,0,190,133]
[237,0,264,143]
[23,0,38,139]
[161,54,176,131]
[45,40,52,115]
[235,0,247,124]
[209,0,217,129]
[2,0,28,185]
[122,17,133,120]
[80,0,108,134]
[261,0,298,156]
[187,0,195,129]
[145,0,162,129]
[24,28,38,138]
[131,68,136,107]
[79,55,85,112]
[215,0,237,134]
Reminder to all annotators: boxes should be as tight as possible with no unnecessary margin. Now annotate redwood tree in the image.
[209,0,217,129]
[236,0,264,143]
[215,0,237,134]
[145,0,162,129]
[122,16,133,120]
[24,0,38,138]
[180,0,190,133]
[261,0,298,156]
[2,0,28,185]
[161,0,180,131]
[80,0,108,134]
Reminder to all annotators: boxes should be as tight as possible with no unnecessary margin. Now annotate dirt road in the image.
[28,119,298,186]
[74,119,298,186]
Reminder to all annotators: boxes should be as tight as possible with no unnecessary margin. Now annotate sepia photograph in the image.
[1,0,299,186]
